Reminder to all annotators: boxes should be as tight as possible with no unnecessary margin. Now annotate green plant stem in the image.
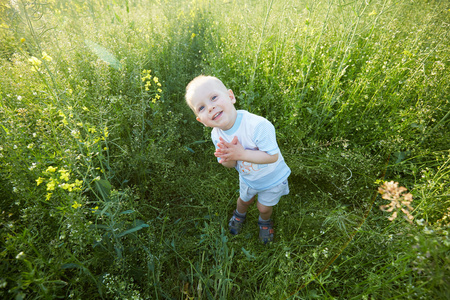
[248,0,274,109]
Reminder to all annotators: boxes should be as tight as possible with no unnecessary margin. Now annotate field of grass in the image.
[0,0,449,299]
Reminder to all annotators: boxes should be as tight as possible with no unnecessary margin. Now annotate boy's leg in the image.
[237,196,256,214]
[229,196,255,235]
[256,202,273,221]
[257,202,275,244]
[256,200,277,245]
[255,180,289,244]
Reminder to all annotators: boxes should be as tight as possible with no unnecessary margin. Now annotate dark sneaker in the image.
[258,220,274,244]
[228,210,246,235]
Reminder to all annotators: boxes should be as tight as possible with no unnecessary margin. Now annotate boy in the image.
[185,75,290,244]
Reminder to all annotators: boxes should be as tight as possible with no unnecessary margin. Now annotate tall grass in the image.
[1,0,449,298]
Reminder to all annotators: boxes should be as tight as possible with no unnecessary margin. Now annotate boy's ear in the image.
[196,116,208,127]
[228,89,236,104]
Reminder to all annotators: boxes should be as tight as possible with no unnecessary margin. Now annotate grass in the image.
[0,0,449,299]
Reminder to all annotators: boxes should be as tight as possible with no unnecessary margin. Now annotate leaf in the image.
[92,224,109,230]
[84,39,122,70]
[192,140,207,145]
[185,146,195,153]
[242,247,256,261]
[115,245,123,259]
[61,263,81,269]
[47,280,68,286]
[393,151,411,164]
[95,179,111,200]
[119,209,135,215]
[114,12,122,23]
[117,223,149,238]
[1,125,8,135]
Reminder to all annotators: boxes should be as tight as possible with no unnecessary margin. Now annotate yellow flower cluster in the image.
[42,51,52,62]
[141,69,152,83]
[65,111,107,148]
[58,109,69,126]
[28,52,52,72]
[28,56,42,72]
[36,166,83,201]
[72,201,82,209]
[141,69,162,103]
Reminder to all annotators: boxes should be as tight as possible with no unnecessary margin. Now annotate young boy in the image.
[185,75,290,244]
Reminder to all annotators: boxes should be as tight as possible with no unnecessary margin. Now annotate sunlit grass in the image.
[0,0,449,298]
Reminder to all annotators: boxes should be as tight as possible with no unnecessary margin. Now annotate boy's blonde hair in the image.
[185,75,228,112]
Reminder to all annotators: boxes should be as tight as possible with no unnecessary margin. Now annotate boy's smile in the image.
[188,77,237,131]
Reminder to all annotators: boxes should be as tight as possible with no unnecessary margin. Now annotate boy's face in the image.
[188,78,237,131]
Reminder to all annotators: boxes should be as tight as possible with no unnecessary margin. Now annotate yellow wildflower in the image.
[42,51,52,62]
[72,201,82,209]
[46,179,56,191]
[28,56,42,66]
[45,193,52,201]
[153,76,159,83]
[60,183,71,191]
[58,169,70,181]
[74,179,83,187]
[141,69,152,81]
[36,177,45,186]
[58,110,68,125]
[46,166,58,172]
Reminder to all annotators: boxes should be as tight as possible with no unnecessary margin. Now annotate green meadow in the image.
[0,0,449,298]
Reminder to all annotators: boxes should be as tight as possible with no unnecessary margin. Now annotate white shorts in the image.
[240,179,289,207]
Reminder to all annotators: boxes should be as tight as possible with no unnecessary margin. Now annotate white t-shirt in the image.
[211,110,291,190]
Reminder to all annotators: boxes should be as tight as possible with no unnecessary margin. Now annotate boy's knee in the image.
[238,196,255,206]
[257,203,272,214]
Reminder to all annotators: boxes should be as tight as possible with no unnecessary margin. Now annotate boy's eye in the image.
[198,106,205,112]
[211,95,217,101]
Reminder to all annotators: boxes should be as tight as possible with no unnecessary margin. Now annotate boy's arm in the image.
[215,136,278,165]
[220,159,237,168]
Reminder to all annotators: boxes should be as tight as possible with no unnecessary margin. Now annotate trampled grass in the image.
[0,0,449,299]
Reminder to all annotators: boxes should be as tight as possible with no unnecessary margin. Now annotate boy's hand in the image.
[215,136,279,165]
[214,136,242,164]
